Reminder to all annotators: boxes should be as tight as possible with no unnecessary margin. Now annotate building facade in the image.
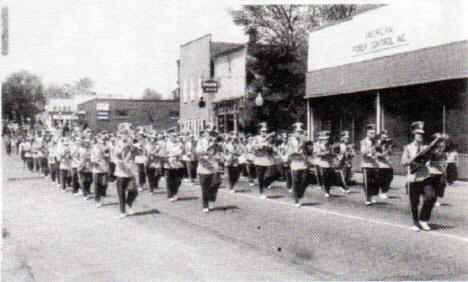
[178,34,246,135]
[305,2,468,177]
[78,98,179,132]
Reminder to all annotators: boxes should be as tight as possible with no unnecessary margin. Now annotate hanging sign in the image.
[202,80,219,93]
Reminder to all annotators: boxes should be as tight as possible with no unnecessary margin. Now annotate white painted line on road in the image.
[217,189,468,243]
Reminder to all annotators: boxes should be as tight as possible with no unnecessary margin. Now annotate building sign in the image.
[352,26,408,57]
[96,103,109,111]
[308,2,467,72]
[1,7,8,56]
[202,80,219,93]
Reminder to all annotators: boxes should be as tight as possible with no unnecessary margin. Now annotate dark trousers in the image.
[363,168,379,201]
[446,163,457,185]
[146,167,162,192]
[34,158,41,172]
[137,163,146,187]
[79,172,93,196]
[49,163,57,182]
[320,167,334,193]
[344,167,352,184]
[165,169,182,198]
[334,168,348,190]
[60,169,71,190]
[40,157,49,176]
[432,174,446,198]
[255,165,276,194]
[71,168,80,193]
[199,173,221,208]
[378,168,393,193]
[283,165,292,190]
[116,177,138,213]
[409,177,437,223]
[247,163,256,183]
[292,169,308,203]
[56,162,61,184]
[186,160,198,181]
[26,157,34,171]
[109,162,116,182]
[93,173,108,202]
[227,165,241,190]
[5,143,11,155]
[314,165,323,187]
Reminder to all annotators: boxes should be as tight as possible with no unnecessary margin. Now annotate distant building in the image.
[45,95,95,128]
[77,98,179,132]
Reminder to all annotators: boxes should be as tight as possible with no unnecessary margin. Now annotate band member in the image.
[361,124,379,205]
[252,122,277,199]
[278,133,292,193]
[145,133,163,194]
[287,122,309,207]
[224,133,241,192]
[445,143,458,186]
[375,130,394,199]
[196,129,222,212]
[182,134,198,184]
[91,134,109,207]
[22,136,34,172]
[48,140,59,183]
[428,133,449,207]
[162,132,184,202]
[70,136,83,195]
[401,121,439,231]
[114,132,138,218]
[58,137,72,191]
[77,136,93,199]
[134,131,147,192]
[334,131,353,194]
[245,135,257,186]
[31,133,42,174]
[316,131,333,197]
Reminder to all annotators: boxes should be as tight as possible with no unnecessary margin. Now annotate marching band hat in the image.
[411,121,425,134]
[318,130,330,140]
[340,130,351,141]
[293,122,304,132]
[366,123,376,132]
[259,122,268,132]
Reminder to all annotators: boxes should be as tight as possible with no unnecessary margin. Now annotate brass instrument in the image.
[409,134,449,173]
[255,132,276,156]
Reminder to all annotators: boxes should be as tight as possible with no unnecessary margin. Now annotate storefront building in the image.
[178,34,244,135]
[305,2,467,177]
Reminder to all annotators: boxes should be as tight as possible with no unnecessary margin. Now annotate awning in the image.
[305,40,468,98]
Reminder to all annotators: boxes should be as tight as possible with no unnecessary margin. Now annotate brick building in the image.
[78,98,179,132]
[305,3,467,177]
[178,34,246,135]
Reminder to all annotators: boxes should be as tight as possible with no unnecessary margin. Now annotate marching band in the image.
[3,120,454,231]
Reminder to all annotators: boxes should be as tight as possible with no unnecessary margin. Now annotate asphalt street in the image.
[2,152,468,281]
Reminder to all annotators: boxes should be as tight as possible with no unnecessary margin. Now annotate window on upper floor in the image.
[116,109,128,117]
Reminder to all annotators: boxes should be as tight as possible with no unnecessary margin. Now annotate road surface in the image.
[2,152,467,281]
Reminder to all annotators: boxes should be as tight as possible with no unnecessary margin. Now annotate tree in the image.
[230,5,362,132]
[44,84,67,99]
[74,77,95,95]
[2,71,45,123]
[142,88,163,100]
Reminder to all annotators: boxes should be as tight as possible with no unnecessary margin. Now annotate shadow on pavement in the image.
[268,195,285,199]
[211,205,239,212]
[177,196,199,201]
[429,223,456,230]
[102,202,119,207]
[129,208,160,217]
[301,202,320,207]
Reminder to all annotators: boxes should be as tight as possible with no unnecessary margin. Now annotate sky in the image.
[0,0,249,99]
